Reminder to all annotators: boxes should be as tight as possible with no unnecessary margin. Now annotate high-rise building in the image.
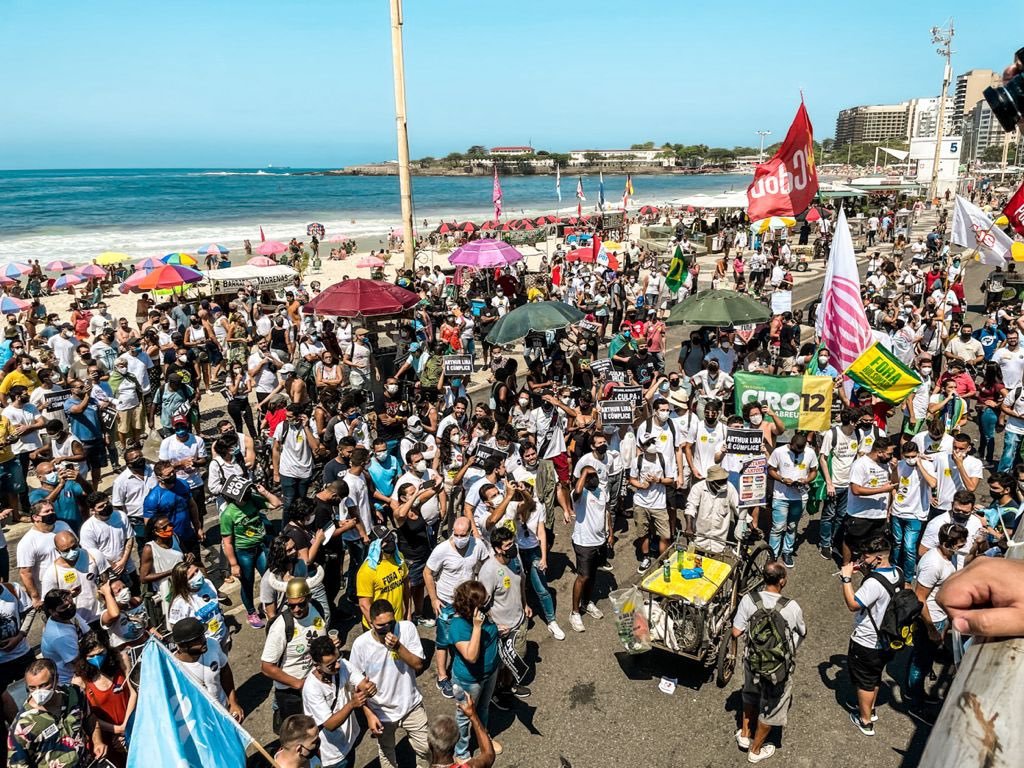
[907,96,955,139]
[835,103,910,144]
[962,100,1014,163]
[953,69,1000,133]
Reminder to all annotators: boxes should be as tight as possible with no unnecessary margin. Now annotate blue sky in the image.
[2,0,1021,169]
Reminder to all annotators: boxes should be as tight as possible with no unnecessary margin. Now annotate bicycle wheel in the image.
[741,541,774,594]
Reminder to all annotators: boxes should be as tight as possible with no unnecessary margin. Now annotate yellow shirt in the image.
[0,415,16,463]
[355,555,408,628]
[0,369,41,395]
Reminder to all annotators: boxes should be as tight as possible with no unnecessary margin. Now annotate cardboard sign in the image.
[442,355,474,377]
[578,320,601,335]
[474,443,509,463]
[598,400,634,425]
[726,428,764,456]
[610,385,644,406]
[737,456,768,509]
[43,390,71,414]
[589,358,612,378]
[608,370,627,383]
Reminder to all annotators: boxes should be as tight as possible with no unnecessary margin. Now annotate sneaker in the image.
[850,710,875,736]
[547,620,566,641]
[781,553,795,569]
[436,678,455,699]
[490,694,513,711]
[415,615,436,628]
[569,612,586,632]
[818,546,833,560]
[735,729,751,750]
[511,684,532,699]
[585,602,604,619]
[748,744,776,763]
[637,556,652,573]
[246,612,265,629]
[598,561,614,572]
[870,708,878,723]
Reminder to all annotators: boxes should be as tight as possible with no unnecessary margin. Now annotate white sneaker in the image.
[585,602,604,619]
[547,620,566,641]
[569,612,586,632]
[735,729,751,750]
[748,744,776,763]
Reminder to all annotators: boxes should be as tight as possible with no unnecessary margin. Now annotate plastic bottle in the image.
[662,558,671,583]
[451,682,468,704]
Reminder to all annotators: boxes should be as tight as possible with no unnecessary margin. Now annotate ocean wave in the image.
[191,171,291,177]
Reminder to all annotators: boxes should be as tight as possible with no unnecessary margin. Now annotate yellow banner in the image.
[844,342,922,404]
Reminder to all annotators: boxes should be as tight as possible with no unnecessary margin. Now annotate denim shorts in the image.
[0,458,25,496]
[435,603,455,648]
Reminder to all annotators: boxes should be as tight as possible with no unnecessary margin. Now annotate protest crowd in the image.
[6,141,1024,767]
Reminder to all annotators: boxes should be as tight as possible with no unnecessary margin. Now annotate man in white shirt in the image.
[158,415,208,507]
[79,491,137,590]
[2,384,44,513]
[39,589,92,684]
[993,329,1024,389]
[918,490,984,560]
[172,617,244,720]
[817,413,860,559]
[683,398,727,483]
[272,405,321,514]
[684,465,740,554]
[929,433,984,512]
[40,530,109,624]
[845,436,896,566]
[567,466,610,633]
[528,393,577,522]
[111,447,156,543]
[47,325,78,375]
[888,442,935,579]
[630,438,674,570]
[766,432,818,568]
[248,338,285,408]
[16,502,71,608]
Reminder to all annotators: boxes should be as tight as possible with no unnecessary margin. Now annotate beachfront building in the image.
[962,100,1015,163]
[567,149,670,167]
[953,69,1001,134]
[835,97,955,146]
[489,146,534,156]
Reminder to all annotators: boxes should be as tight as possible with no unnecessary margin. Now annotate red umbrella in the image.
[686,206,695,213]
[513,219,535,230]
[562,216,579,225]
[456,222,479,233]
[499,222,516,231]
[435,222,456,234]
[566,247,595,263]
[480,221,497,230]
[639,205,660,215]
[304,278,420,317]
[805,207,823,223]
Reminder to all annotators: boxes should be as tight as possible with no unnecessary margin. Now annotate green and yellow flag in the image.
[844,342,922,405]
[665,245,686,293]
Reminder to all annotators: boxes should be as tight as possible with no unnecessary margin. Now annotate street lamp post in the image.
[757,130,771,163]
[927,20,954,202]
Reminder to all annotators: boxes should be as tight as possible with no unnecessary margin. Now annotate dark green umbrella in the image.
[668,289,771,327]
[485,300,585,344]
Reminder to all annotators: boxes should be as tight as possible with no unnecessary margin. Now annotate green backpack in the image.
[746,594,795,685]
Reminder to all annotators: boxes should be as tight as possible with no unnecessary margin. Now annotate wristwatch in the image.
[841,576,853,584]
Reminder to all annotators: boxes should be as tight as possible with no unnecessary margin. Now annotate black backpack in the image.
[745,594,795,685]
[866,569,921,650]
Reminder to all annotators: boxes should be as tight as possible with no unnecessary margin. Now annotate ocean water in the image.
[0,168,752,265]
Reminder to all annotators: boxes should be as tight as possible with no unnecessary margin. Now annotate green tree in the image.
[583,152,601,163]
[981,143,1015,163]
[465,145,488,158]
[549,152,570,167]
[630,141,655,150]
[444,152,465,168]
[417,156,436,168]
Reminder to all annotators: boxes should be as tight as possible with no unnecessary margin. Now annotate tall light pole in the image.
[927,20,954,202]
[389,0,416,271]
[757,130,771,163]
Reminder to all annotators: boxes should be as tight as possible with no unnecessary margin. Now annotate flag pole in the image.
[250,737,284,768]
[388,0,416,272]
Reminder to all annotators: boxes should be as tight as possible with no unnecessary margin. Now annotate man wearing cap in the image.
[172,616,244,721]
[684,465,740,554]
[357,525,409,628]
[272,404,321,514]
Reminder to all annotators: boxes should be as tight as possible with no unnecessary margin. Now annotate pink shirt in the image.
[646,322,666,353]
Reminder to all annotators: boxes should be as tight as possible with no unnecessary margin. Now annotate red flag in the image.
[1003,181,1024,237]
[259,226,266,242]
[492,167,503,223]
[746,101,818,220]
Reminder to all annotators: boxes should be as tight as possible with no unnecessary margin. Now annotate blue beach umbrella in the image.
[197,243,230,255]
[0,296,30,315]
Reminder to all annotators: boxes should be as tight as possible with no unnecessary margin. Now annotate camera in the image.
[984,47,1024,131]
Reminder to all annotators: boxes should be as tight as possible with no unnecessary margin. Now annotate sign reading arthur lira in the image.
[598,400,634,425]
[442,355,474,378]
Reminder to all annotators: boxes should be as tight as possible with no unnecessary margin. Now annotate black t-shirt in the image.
[397,513,431,563]
[627,352,657,387]
[779,325,798,357]
[478,306,498,338]
[377,395,410,442]
[322,459,347,487]
[313,499,345,556]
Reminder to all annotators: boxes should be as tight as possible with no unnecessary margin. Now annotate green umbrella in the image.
[668,289,771,327]
[485,301,585,345]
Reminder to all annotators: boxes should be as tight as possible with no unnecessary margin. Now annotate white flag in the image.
[555,164,561,203]
[952,195,1011,268]
[816,208,873,372]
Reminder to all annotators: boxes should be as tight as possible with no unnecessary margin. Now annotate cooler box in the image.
[642,551,731,603]
[470,299,486,317]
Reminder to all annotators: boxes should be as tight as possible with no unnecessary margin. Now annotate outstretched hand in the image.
[937,557,1024,637]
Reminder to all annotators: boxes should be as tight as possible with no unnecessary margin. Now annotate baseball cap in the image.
[172,415,189,427]
[171,617,206,644]
[280,363,296,375]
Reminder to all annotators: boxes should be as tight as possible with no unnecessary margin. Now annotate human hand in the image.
[229,702,244,722]
[563,510,572,526]
[457,695,478,718]
[351,687,369,707]
[473,608,485,627]
[367,713,384,736]
[937,558,1024,637]
[538,557,547,572]
[840,562,855,579]
[525,605,534,619]
[230,564,241,578]
[384,632,400,650]
[357,678,378,698]
[273,471,281,484]
[196,528,206,543]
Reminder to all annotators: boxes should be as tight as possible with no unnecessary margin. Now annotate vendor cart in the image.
[636,533,772,686]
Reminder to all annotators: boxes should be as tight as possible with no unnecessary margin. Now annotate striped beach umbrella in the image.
[45,260,76,272]
[134,264,204,291]
[3,263,31,279]
[76,264,107,279]
[135,257,164,271]
[0,296,30,315]
[52,274,84,290]
[196,244,230,255]
[161,252,198,266]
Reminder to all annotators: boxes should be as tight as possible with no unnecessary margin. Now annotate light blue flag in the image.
[127,640,251,768]
[598,171,606,212]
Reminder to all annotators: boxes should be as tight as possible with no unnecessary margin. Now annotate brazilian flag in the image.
[665,245,687,293]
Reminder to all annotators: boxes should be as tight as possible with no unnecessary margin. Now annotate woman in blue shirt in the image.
[448,579,501,760]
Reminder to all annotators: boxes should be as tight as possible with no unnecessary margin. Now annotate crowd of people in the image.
[1,180,1024,767]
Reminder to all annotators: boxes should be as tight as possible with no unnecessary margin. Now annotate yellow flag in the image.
[844,342,922,404]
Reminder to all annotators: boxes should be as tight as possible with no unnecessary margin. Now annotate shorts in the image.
[844,517,886,557]
[633,504,670,540]
[847,640,893,692]
[741,663,794,727]
[82,440,107,472]
[572,542,603,581]
[435,603,455,649]
[117,406,145,434]
[550,452,570,485]
[406,558,426,587]
[0,457,26,496]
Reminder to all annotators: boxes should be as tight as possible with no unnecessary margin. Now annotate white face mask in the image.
[817,355,829,366]
[386,385,399,394]
[374,451,388,462]
[452,534,470,549]
[749,413,763,426]
[413,460,427,473]
[905,457,918,466]
[30,688,54,706]
[116,588,132,605]
[656,410,670,423]
[519,397,530,407]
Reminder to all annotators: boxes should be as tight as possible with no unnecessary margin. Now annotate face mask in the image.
[905,456,918,466]
[656,410,670,423]
[669,380,680,389]
[30,688,54,706]
[501,543,519,560]
[128,458,146,472]
[155,528,174,540]
[960,333,970,341]
[175,428,189,439]
[593,445,607,456]
[951,513,970,526]
[55,604,77,621]
[86,653,106,670]
[708,480,726,494]
[188,573,205,591]
[44,472,58,485]
[60,547,80,564]
[920,367,932,377]
[115,365,128,374]
[386,384,399,394]
[721,342,731,350]
[749,414,763,426]
[374,451,388,462]
[115,588,131,605]
[817,355,829,366]
[177,354,188,363]
[452,534,470,549]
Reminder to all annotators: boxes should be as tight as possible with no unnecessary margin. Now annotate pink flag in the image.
[815,208,872,372]
[492,167,502,223]
[259,226,266,243]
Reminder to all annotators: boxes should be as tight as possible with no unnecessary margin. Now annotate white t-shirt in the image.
[630,454,668,510]
[390,469,441,524]
[891,460,931,521]
[636,419,682,476]
[850,567,903,649]
[920,512,984,558]
[685,420,727,479]
[733,591,806,652]
[260,606,328,690]
[425,539,488,605]
[911,432,954,458]
[847,455,891,519]
[931,452,984,511]
[40,549,108,624]
[2,403,42,454]
[0,582,32,664]
[41,615,91,683]
[514,505,544,550]
[571,487,608,547]
[273,420,319,478]
[348,622,424,722]
[179,642,230,706]
[767,445,819,501]
[994,348,1024,389]
[159,434,207,489]
[817,427,859,487]
[915,548,957,624]
[16,522,72,591]
[168,579,228,647]
[249,349,284,393]
[528,406,567,459]
[1003,387,1024,435]
[111,467,157,525]
[302,663,366,765]
[340,473,373,543]
[48,335,77,371]
[79,511,136,574]
[573,452,613,493]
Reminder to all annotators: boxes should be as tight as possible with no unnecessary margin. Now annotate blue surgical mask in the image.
[175,428,189,438]
[86,653,106,670]
[44,471,58,485]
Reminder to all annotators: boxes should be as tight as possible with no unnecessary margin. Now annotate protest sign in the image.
[474,443,509,463]
[610,385,644,406]
[733,372,832,431]
[726,428,764,456]
[442,355,474,377]
[589,358,612,378]
[738,456,767,508]
[43,390,71,416]
[844,342,921,404]
[578,319,600,335]
[598,400,634,425]
[608,370,627,383]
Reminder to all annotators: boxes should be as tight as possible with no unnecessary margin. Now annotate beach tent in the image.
[202,264,298,291]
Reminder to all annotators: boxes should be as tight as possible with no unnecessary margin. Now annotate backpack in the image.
[866,569,921,651]
[643,417,675,444]
[745,593,795,685]
[265,587,327,649]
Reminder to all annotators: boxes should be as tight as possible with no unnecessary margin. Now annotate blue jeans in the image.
[453,669,499,760]
[906,618,946,696]
[979,408,999,463]
[819,487,849,549]
[234,545,268,614]
[890,517,925,578]
[279,474,311,522]
[769,498,804,557]
[520,545,555,623]
[998,430,1023,472]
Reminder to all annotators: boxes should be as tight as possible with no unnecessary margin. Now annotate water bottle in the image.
[451,682,468,704]
[662,558,671,583]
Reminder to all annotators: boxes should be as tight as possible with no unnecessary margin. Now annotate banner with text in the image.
[844,342,922,405]
[733,372,832,432]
